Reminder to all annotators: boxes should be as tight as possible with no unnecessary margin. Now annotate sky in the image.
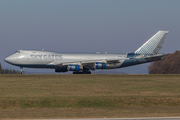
[0,0,180,74]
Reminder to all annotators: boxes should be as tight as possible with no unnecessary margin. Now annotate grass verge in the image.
[0,74,180,118]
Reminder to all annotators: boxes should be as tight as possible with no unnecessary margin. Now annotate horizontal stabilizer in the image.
[143,54,169,60]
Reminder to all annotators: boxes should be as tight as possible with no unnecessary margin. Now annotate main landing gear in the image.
[73,71,91,74]
[20,67,24,74]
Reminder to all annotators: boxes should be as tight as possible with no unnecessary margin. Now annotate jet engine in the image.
[95,62,106,69]
[67,65,83,71]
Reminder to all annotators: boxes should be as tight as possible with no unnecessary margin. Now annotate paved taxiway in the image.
[12,117,180,120]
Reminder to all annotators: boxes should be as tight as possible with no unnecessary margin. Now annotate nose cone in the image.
[4,56,15,64]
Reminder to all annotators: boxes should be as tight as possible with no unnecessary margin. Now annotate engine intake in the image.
[95,62,106,69]
[67,65,83,71]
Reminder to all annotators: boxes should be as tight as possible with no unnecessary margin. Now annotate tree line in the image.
[148,51,180,74]
[0,63,20,74]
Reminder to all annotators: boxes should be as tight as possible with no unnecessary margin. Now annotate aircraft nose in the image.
[4,56,14,64]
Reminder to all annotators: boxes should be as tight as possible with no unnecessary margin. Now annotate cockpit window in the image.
[15,51,20,53]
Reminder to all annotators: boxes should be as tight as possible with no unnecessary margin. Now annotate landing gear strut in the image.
[20,67,24,74]
[73,71,91,74]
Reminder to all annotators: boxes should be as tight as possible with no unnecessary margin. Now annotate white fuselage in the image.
[5,50,127,70]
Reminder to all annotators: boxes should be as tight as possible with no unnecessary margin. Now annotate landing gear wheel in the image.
[73,72,82,74]
[84,71,91,74]
[20,67,24,75]
[73,71,91,74]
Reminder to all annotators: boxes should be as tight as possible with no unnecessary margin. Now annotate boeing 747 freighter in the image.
[5,31,169,74]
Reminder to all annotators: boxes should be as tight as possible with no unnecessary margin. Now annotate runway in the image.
[62,118,180,120]
[13,117,180,120]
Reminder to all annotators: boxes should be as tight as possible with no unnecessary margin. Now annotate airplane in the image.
[5,31,169,74]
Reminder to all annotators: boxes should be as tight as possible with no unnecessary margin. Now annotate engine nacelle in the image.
[95,62,106,69]
[67,65,83,71]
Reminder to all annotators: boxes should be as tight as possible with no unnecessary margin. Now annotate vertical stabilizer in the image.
[134,31,169,54]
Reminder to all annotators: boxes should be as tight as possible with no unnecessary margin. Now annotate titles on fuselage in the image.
[30,54,62,60]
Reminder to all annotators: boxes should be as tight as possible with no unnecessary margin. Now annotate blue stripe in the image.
[69,65,72,71]
[120,53,155,68]
[76,65,80,71]
[103,63,106,69]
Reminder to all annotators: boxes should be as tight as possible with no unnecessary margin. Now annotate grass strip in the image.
[1,97,180,108]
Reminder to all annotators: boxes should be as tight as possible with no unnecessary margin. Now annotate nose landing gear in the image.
[20,67,24,74]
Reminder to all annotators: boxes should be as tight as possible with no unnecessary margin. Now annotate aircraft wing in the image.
[81,59,122,70]
[48,54,169,70]
[49,58,127,70]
